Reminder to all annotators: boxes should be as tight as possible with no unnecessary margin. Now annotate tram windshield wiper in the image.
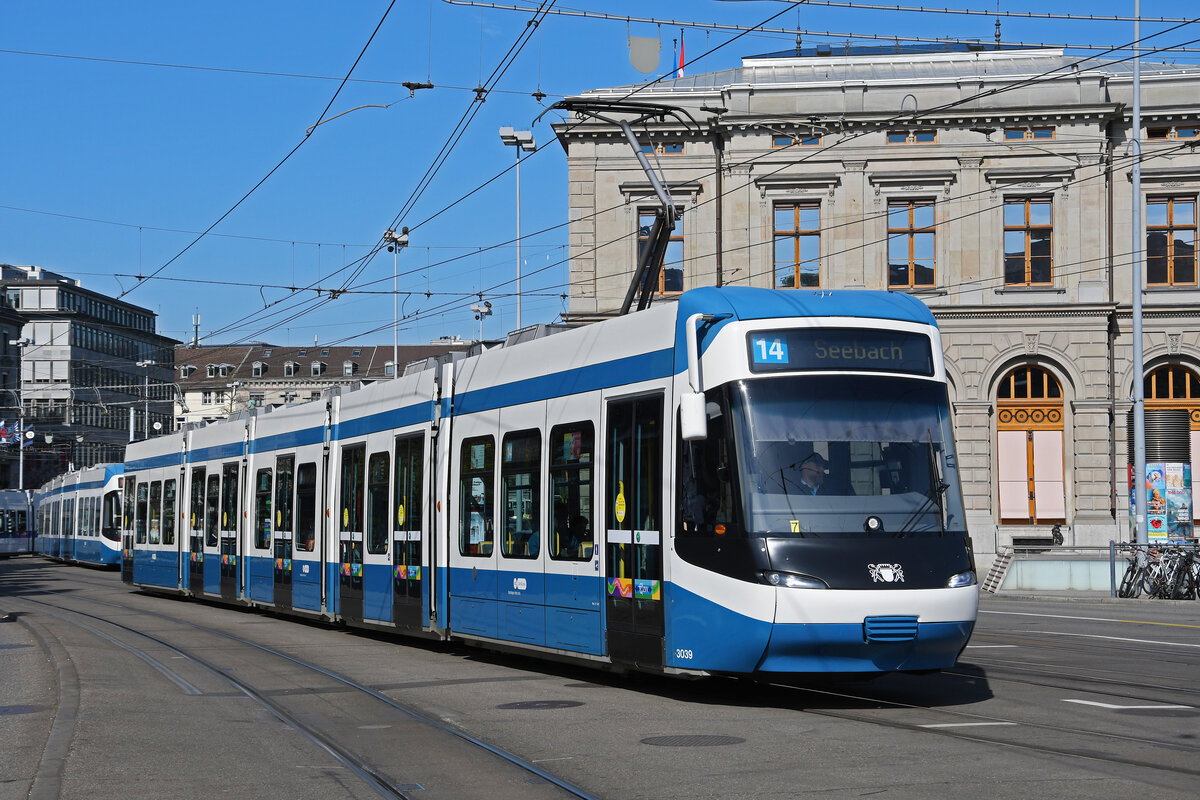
[897,434,949,536]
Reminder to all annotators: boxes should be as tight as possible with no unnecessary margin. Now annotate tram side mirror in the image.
[680,392,708,441]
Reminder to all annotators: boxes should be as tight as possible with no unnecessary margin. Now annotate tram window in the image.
[221,464,239,533]
[124,477,136,532]
[458,436,495,556]
[254,468,272,549]
[149,481,162,544]
[135,483,148,544]
[550,422,594,561]
[340,446,366,533]
[394,435,424,534]
[77,497,88,537]
[501,430,540,559]
[275,456,294,533]
[162,479,176,546]
[205,475,220,547]
[296,462,317,552]
[678,395,739,536]
[190,468,205,533]
[366,453,389,554]
[102,491,121,541]
[62,499,74,539]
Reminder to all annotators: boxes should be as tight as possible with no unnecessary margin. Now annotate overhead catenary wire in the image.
[299,22,1200,342]
[115,1,400,301]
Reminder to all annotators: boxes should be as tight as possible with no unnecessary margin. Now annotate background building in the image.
[173,339,471,426]
[553,45,1200,567]
[0,265,177,489]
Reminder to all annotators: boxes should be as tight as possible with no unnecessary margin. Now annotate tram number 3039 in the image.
[674,648,695,661]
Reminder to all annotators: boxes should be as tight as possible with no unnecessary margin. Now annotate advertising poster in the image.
[1146,463,1168,540]
[1166,462,1193,541]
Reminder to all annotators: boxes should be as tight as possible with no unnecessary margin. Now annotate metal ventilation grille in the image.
[863,615,919,642]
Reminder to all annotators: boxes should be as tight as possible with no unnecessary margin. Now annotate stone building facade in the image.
[552,45,1200,566]
[0,265,177,489]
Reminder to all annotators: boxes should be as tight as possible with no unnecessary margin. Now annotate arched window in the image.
[996,365,1066,524]
[1144,363,1200,459]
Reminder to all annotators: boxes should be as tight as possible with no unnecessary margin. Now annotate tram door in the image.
[188,468,206,594]
[219,463,240,601]
[203,473,221,594]
[272,456,295,611]
[392,434,425,629]
[121,478,135,583]
[603,395,665,669]
[338,445,366,622]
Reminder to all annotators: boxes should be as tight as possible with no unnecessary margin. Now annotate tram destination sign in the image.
[747,328,934,375]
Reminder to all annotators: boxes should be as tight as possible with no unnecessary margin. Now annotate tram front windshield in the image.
[730,375,965,537]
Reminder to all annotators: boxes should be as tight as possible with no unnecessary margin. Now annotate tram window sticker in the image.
[747,328,934,375]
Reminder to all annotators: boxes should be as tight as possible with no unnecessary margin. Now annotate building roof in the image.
[174,342,470,388]
[581,47,1200,96]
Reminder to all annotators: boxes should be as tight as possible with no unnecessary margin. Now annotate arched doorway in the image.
[1144,363,1200,459]
[996,365,1066,524]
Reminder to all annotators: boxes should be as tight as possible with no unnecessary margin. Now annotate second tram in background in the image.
[0,489,32,557]
[121,287,977,676]
[32,464,124,567]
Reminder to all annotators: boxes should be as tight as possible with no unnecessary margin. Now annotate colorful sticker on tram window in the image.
[275,558,283,570]
[607,577,633,598]
[342,562,352,576]
[397,504,405,527]
[221,554,229,565]
[395,564,407,580]
[615,481,627,525]
[634,580,661,601]
[409,566,420,580]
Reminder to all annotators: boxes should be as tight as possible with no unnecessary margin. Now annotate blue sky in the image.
[2,1,1194,348]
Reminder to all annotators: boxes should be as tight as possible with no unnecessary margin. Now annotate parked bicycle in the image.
[1117,541,1199,599]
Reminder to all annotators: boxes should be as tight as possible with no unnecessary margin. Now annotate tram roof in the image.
[676,287,937,327]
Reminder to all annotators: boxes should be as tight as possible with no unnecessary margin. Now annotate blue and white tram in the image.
[123,287,977,675]
[32,465,124,566]
[0,489,32,557]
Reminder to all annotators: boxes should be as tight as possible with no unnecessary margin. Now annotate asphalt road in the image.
[2,558,1197,800]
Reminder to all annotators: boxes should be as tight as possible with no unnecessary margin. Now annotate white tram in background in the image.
[0,489,32,557]
[32,464,124,566]
[123,287,977,675]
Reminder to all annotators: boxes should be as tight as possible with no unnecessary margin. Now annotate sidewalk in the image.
[983,588,1199,605]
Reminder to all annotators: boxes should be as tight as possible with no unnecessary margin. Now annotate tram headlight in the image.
[758,571,828,589]
[946,570,976,588]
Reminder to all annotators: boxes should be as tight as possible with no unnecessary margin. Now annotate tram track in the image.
[16,561,1200,795]
[3,584,600,800]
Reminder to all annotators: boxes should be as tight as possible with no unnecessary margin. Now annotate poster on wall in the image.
[1165,462,1193,541]
[1146,463,1168,540]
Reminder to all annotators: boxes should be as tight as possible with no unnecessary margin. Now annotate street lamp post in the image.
[135,360,156,441]
[499,127,536,330]
[9,338,32,490]
[384,227,410,379]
